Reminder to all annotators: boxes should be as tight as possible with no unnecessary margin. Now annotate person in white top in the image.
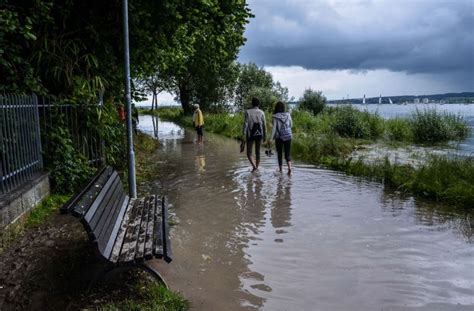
[242,98,266,171]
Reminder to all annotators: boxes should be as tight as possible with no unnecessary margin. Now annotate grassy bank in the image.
[147,106,473,208]
[102,281,189,311]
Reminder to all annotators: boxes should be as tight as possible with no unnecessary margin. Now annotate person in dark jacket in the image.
[269,101,292,175]
[242,97,266,171]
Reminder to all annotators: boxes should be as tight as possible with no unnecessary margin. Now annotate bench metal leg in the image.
[88,263,168,291]
[138,262,168,289]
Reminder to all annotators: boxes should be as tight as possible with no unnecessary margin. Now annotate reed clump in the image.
[409,108,469,143]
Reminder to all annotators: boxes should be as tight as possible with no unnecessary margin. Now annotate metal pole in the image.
[122,0,137,198]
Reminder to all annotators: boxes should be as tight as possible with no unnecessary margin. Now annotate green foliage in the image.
[325,106,384,139]
[408,156,474,206]
[410,108,470,143]
[298,89,327,116]
[385,118,412,141]
[234,63,289,112]
[245,87,280,112]
[43,124,95,194]
[234,63,273,110]
[101,282,189,311]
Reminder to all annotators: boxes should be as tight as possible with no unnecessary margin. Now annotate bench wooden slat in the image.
[153,196,164,258]
[162,196,172,262]
[102,196,130,260]
[96,190,126,254]
[109,198,136,263]
[88,176,122,234]
[71,167,113,217]
[143,196,156,260]
[60,166,109,214]
[134,196,152,261]
[83,171,119,228]
[118,198,145,263]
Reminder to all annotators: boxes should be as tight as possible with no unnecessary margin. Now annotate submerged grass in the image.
[150,106,473,207]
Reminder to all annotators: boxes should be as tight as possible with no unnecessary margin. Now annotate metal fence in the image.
[1,93,105,195]
[0,94,43,194]
[37,97,104,168]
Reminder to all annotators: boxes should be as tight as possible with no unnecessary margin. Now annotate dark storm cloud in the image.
[240,0,474,76]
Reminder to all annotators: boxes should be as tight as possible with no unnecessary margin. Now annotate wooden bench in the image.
[61,166,172,287]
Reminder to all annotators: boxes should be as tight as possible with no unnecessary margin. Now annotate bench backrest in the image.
[62,166,129,258]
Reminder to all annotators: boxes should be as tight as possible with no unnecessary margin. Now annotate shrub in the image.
[298,88,327,115]
[410,108,470,143]
[386,118,412,141]
[44,126,95,194]
[326,105,384,139]
[244,86,280,112]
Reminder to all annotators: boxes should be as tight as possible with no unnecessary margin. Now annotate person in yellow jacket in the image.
[192,104,204,143]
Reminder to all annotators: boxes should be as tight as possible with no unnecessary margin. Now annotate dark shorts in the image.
[195,126,203,136]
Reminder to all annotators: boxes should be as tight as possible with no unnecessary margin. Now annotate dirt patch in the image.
[0,213,151,310]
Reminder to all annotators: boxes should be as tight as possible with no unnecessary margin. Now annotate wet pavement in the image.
[139,115,474,311]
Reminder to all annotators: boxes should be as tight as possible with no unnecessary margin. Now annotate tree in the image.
[234,63,273,110]
[299,88,327,115]
[234,63,290,112]
[166,1,253,114]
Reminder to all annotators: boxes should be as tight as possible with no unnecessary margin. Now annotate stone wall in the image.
[0,174,50,229]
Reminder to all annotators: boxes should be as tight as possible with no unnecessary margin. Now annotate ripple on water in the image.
[139,118,474,310]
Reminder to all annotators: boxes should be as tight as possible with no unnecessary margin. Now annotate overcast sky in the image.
[239,0,474,100]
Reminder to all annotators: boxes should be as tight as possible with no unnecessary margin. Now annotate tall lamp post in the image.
[122,0,137,198]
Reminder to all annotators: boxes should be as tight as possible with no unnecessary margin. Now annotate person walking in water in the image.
[269,101,292,175]
[193,104,204,143]
[243,97,266,172]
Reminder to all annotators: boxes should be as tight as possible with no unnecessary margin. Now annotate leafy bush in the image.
[244,86,281,112]
[44,126,95,194]
[298,88,327,115]
[410,108,469,143]
[386,118,412,141]
[326,105,384,139]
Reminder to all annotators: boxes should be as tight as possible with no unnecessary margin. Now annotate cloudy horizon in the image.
[239,0,474,100]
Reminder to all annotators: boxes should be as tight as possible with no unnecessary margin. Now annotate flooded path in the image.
[139,116,474,311]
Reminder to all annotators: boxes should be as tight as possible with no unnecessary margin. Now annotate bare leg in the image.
[248,156,257,171]
[287,161,292,175]
[247,139,257,171]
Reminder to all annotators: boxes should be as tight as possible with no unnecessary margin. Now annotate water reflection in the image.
[271,176,292,235]
[140,116,474,310]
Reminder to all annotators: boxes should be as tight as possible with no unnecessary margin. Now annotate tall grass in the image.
[410,108,469,143]
[385,118,412,141]
[324,106,384,139]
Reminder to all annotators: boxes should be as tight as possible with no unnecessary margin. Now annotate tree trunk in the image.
[179,81,192,115]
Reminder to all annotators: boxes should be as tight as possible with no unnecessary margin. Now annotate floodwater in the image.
[139,116,474,311]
